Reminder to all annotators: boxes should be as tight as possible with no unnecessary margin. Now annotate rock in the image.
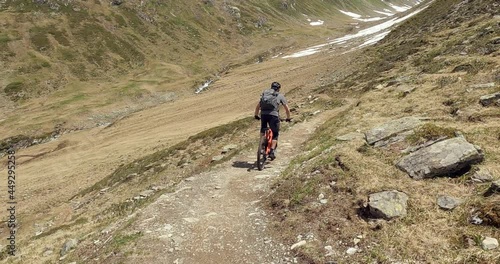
[290,240,306,250]
[60,239,78,256]
[211,155,224,162]
[346,247,358,255]
[396,85,416,96]
[396,137,483,179]
[471,169,494,182]
[368,190,408,219]
[437,195,462,210]
[227,6,241,19]
[481,237,498,250]
[484,180,500,196]
[479,92,500,106]
[139,190,155,198]
[365,117,422,146]
[222,144,238,153]
[469,83,495,89]
[336,132,365,141]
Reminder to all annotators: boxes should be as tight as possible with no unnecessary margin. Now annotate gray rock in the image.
[396,85,416,96]
[290,240,306,250]
[60,239,78,256]
[396,137,483,179]
[481,237,498,250]
[368,190,408,219]
[437,195,462,210]
[42,249,54,257]
[469,83,495,89]
[479,92,500,106]
[139,190,155,198]
[471,169,494,182]
[485,180,500,195]
[365,117,422,146]
[221,144,238,153]
[211,155,224,162]
[346,247,358,255]
[336,132,365,141]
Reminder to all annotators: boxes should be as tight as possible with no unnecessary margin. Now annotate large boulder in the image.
[365,117,422,147]
[396,137,483,179]
[368,190,408,219]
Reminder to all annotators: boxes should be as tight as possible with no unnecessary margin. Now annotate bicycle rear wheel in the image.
[257,135,267,171]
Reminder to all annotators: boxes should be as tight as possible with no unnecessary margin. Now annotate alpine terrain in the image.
[0,0,499,263]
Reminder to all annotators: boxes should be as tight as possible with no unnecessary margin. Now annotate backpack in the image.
[260,89,279,111]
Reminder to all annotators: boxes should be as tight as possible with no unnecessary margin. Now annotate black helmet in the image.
[271,81,281,90]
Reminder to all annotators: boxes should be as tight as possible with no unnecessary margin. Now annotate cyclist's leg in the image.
[269,115,280,150]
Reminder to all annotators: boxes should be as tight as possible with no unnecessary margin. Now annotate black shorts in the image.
[260,114,280,140]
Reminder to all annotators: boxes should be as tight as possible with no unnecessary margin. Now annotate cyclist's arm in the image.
[254,102,261,116]
[283,104,291,119]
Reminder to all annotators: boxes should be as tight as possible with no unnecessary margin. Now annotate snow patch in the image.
[310,20,324,26]
[339,10,362,18]
[195,80,213,94]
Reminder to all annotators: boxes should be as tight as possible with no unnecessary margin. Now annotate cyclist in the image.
[254,81,291,160]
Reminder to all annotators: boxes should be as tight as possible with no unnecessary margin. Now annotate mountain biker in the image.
[254,81,291,160]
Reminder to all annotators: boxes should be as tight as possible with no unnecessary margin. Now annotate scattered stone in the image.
[42,249,54,257]
[481,237,499,250]
[484,180,500,196]
[396,137,483,179]
[368,190,408,219]
[469,83,495,89]
[472,169,494,182]
[320,199,328,204]
[290,240,306,250]
[353,237,361,245]
[325,245,334,256]
[470,214,483,225]
[60,239,78,256]
[182,217,199,223]
[479,92,500,106]
[437,195,462,210]
[221,144,238,154]
[211,155,224,162]
[396,85,416,96]
[139,190,155,198]
[365,117,422,146]
[336,132,365,141]
[346,247,358,255]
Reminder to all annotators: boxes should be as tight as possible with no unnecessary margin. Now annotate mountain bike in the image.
[257,127,273,171]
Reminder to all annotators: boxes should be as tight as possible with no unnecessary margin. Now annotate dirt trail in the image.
[111,103,352,264]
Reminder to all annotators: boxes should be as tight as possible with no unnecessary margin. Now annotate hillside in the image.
[1,0,498,263]
[267,0,500,263]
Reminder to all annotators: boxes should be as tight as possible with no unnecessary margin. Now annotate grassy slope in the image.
[268,0,500,263]
[0,0,421,140]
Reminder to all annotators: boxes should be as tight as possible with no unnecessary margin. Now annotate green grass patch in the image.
[112,232,143,248]
[406,123,456,145]
[56,93,87,107]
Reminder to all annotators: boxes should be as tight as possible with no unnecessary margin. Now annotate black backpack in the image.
[260,89,279,111]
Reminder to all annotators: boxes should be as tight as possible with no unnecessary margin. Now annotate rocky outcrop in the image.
[368,190,408,219]
[479,92,500,106]
[396,137,483,179]
[365,117,422,147]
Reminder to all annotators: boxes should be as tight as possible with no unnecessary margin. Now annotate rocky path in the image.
[115,103,351,264]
